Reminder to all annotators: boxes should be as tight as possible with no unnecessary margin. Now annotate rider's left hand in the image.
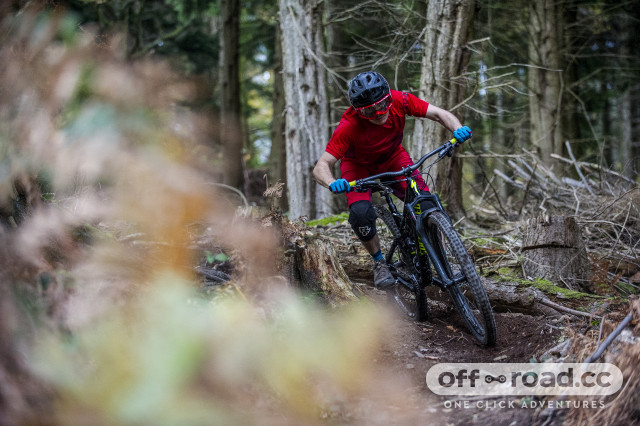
[453,126,473,143]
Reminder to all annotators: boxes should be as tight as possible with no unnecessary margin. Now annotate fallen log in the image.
[296,219,603,318]
[480,279,566,316]
[330,236,596,317]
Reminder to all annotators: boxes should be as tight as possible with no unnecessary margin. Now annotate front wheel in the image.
[425,212,497,346]
[374,205,428,321]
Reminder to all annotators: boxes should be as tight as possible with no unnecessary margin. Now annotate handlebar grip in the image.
[349,181,356,188]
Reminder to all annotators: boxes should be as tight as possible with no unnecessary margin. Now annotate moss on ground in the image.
[614,282,637,295]
[306,212,349,227]
[492,267,601,300]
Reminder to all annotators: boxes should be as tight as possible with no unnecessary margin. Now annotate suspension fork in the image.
[414,214,454,288]
[403,177,455,288]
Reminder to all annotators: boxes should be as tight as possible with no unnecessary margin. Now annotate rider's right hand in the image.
[453,126,472,143]
[329,178,351,194]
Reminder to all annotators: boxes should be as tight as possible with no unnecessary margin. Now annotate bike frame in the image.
[352,139,464,292]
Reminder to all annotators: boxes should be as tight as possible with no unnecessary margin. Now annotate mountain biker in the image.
[312,71,472,289]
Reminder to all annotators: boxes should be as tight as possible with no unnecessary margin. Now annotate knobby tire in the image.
[425,212,497,346]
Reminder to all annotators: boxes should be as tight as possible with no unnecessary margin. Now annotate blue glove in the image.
[453,126,473,143]
[329,178,351,194]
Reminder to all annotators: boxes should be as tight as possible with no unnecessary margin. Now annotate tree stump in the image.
[292,237,359,307]
[521,215,592,291]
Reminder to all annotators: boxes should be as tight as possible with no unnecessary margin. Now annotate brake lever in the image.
[438,138,458,159]
[438,146,452,159]
[352,182,365,193]
[353,181,378,193]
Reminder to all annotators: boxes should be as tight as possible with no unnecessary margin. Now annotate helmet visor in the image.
[356,94,392,119]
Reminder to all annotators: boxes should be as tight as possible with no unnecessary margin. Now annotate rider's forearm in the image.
[441,113,463,133]
[313,152,339,189]
[434,112,462,133]
[425,105,463,133]
[313,161,335,189]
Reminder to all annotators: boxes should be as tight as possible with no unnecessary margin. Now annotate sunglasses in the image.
[356,94,392,119]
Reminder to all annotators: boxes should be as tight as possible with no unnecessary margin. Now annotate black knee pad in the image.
[348,200,378,241]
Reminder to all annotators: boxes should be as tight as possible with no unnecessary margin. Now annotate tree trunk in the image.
[603,78,613,168]
[325,0,350,214]
[526,0,564,168]
[631,4,640,180]
[495,92,510,202]
[521,215,591,292]
[269,28,289,211]
[279,0,333,219]
[411,0,476,220]
[618,10,637,181]
[325,0,349,126]
[220,0,244,190]
[561,2,579,155]
[619,89,633,179]
[631,82,640,182]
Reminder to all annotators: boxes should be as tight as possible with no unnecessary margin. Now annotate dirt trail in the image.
[305,223,602,424]
[344,281,565,425]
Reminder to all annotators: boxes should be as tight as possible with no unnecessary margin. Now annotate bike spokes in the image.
[374,205,428,321]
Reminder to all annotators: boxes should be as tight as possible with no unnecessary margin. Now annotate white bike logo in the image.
[358,226,371,236]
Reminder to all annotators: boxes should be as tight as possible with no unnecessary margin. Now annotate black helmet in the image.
[348,71,390,108]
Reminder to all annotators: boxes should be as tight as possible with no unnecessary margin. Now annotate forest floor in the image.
[347,284,563,425]
[308,221,616,426]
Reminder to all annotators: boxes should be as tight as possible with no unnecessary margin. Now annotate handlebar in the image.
[349,138,461,191]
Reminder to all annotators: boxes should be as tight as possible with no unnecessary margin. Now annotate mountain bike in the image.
[350,139,497,346]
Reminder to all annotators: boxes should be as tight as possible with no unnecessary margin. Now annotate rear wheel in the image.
[424,212,497,346]
[374,205,428,321]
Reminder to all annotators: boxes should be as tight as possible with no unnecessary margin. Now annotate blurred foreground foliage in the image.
[0,6,388,424]
[33,281,382,424]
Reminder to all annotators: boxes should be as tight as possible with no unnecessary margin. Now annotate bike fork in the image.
[415,215,455,289]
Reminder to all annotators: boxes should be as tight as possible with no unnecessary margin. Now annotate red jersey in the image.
[325,90,429,165]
